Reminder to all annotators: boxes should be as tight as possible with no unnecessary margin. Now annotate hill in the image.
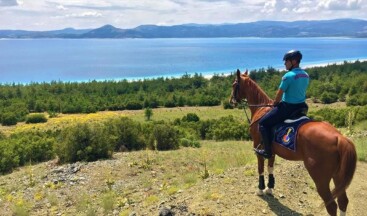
[0,141,366,215]
[0,104,366,215]
[1,19,367,38]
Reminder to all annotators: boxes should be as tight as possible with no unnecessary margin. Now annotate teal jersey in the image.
[279,68,309,104]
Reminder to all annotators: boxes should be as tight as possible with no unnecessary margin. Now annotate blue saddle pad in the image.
[273,116,311,152]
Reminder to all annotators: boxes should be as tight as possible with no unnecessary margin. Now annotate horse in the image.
[230,69,357,216]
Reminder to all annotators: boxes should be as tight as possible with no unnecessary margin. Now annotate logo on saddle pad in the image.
[281,127,295,144]
[273,116,311,152]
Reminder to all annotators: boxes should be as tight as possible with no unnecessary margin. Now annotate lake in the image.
[1,37,367,84]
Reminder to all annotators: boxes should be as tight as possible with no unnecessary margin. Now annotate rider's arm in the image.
[273,89,283,105]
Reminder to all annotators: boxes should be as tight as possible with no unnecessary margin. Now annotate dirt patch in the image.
[159,160,367,216]
[0,151,366,215]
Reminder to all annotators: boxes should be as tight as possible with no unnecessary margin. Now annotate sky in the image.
[0,0,366,31]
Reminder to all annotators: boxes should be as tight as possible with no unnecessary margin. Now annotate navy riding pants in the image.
[259,101,308,145]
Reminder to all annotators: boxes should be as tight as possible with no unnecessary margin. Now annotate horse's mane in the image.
[243,76,272,105]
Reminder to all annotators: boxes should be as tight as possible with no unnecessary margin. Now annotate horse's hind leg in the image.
[333,178,349,215]
[315,181,338,216]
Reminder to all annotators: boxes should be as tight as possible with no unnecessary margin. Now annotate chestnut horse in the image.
[230,69,357,216]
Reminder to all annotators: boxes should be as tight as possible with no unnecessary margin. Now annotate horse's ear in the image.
[236,69,241,80]
[244,69,248,76]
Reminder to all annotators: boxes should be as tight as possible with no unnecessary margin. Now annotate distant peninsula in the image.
[1,18,367,39]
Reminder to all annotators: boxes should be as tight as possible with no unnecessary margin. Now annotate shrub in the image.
[222,100,233,109]
[0,140,19,173]
[26,113,48,124]
[205,115,250,141]
[55,123,114,163]
[310,108,348,127]
[0,131,55,173]
[125,100,143,110]
[182,113,200,122]
[320,92,338,104]
[47,111,59,118]
[10,131,55,165]
[144,107,153,121]
[347,93,367,106]
[105,117,146,151]
[1,112,18,126]
[180,138,200,148]
[153,124,179,150]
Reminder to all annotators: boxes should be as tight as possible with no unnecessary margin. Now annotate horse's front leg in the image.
[256,155,276,195]
[256,155,266,195]
[264,156,275,195]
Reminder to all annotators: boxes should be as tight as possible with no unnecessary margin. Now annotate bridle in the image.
[231,71,273,124]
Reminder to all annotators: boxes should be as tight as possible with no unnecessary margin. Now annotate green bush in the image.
[222,100,234,109]
[310,108,348,127]
[10,131,55,166]
[205,115,250,141]
[0,140,19,173]
[347,93,367,106]
[105,117,146,151]
[26,113,48,124]
[125,100,143,110]
[180,138,201,148]
[0,131,55,173]
[182,113,200,122]
[153,124,179,150]
[320,92,338,104]
[55,123,114,163]
[1,112,18,126]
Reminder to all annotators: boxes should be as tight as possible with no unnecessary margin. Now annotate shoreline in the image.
[197,58,367,80]
[2,58,367,85]
[121,58,367,82]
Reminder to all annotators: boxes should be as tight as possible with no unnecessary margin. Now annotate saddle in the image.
[272,107,311,152]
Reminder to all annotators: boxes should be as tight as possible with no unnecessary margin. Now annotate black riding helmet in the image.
[283,50,302,62]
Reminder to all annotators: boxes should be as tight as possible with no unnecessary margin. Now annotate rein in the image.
[238,100,273,124]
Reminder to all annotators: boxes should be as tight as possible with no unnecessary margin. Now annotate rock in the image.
[159,206,174,216]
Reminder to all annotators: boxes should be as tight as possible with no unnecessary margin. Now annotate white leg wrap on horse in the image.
[256,189,264,196]
[340,210,346,216]
[267,166,274,175]
[264,187,273,195]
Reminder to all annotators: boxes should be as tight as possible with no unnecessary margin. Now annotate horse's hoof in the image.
[264,187,273,195]
[256,189,264,196]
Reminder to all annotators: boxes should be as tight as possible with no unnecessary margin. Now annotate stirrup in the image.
[254,148,272,159]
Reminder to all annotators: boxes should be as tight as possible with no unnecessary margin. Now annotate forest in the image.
[0,60,366,173]
[0,60,366,126]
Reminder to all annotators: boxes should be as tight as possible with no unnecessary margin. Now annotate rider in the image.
[255,50,310,159]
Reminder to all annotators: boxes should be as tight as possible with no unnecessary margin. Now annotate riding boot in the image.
[255,126,273,159]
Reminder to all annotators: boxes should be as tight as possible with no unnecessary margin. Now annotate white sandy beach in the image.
[199,58,367,80]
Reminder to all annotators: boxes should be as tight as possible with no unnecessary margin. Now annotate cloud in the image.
[0,0,18,6]
[0,0,366,31]
[66,11,102,18]
[317,0,362,10]
[57,5,67,10]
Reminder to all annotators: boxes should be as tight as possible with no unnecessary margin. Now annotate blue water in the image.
[1,37,367,83]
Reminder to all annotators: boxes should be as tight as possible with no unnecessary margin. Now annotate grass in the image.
[0,103,366,215]
[354,137,367,162]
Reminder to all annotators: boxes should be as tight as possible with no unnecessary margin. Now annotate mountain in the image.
[1,19,366,38]
[0,27,91,38]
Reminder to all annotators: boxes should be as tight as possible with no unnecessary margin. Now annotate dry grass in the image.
[0,140,255,215]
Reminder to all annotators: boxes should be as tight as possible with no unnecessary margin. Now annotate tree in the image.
[144,107,153,121]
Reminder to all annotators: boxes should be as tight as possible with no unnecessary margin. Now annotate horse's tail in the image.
[330,136,357,201]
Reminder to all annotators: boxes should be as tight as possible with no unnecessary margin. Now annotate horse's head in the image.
[230,69,249,106]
